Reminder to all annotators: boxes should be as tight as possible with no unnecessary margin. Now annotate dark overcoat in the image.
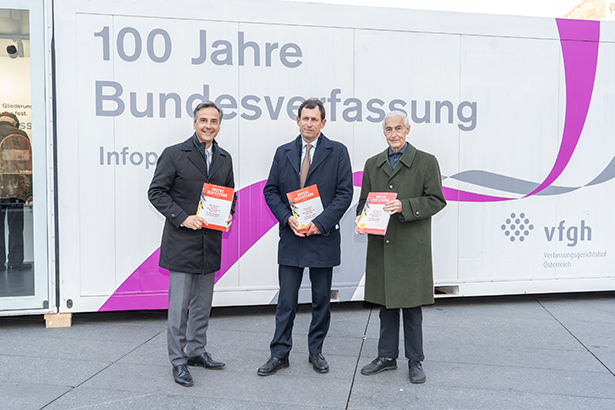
[357,143,446,309]
[148,135,235,274]
[264,134,353,268]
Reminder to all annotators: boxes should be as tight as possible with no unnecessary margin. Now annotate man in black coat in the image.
[148,101,235,387]
[258,98,353,376]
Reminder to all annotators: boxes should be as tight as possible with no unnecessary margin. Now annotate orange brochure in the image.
[286,184,324,232]
[196,183,235,232]
[356,192,398,235]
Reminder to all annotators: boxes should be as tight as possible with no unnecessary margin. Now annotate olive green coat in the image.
[357,143,446,309]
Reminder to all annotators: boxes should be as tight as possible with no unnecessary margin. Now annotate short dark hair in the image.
[193,101,223,122]
[298,98,326,121]
[0,112,19,127]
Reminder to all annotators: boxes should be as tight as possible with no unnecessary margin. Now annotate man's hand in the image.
[355,215,365,235]
[383,199,403,215]
[287,216,306,237]
[183,215,207,230]
[304,222,321,236]
[225,214,233,229]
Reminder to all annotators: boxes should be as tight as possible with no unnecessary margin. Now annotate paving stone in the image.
[0,355,109,386]
[347,383,615,410]
[2,294,615,409]
[45,387,341,410]
[0,382,71,410]
[80,361,353,408]
[0,333,146,362]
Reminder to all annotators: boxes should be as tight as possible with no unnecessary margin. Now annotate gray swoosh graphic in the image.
[585,155,615,186]
[446,170,579,196]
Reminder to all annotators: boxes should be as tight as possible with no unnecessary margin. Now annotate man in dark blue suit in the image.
[258,98,353,376]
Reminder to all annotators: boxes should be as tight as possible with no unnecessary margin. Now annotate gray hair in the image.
[193,101,223,122]
[382,110,410,130]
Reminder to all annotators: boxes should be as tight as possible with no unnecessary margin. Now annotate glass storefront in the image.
[0,0,52,313]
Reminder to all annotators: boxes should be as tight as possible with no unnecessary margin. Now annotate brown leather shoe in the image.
[257,357,289,376]
[187,352,225,369]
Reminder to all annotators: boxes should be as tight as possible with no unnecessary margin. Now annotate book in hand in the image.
[356,192,398,235]
[286,184,324,232]
[196,183,235,232]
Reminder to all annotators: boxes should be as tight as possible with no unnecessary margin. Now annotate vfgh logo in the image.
[544,220,592,247]
[501,212,593,247]
[501,212,534,242]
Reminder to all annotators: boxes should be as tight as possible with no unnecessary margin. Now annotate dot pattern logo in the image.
[501,212,534,242]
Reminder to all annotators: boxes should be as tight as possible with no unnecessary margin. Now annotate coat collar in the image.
[183,134,226,179]
[375,143,417,178]
[284,133,333,178]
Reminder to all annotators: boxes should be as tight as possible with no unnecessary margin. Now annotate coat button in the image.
[415,211,419,215]
[385,240,390,244]
[389,185,393,189]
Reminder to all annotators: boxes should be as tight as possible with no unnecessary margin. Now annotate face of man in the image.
[193,107,221,148]
[297,107,326,143]
[383,115,410,153]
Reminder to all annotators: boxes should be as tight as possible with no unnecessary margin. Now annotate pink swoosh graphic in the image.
[445,19,600,202]
[525,19,599,197]
[99,181,278,311]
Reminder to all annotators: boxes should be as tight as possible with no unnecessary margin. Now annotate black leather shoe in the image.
[257,357,289,376]
[409,360,426,384]
[361,357,397,375]
[172,364,193,387]
[187,352,225,369]
[308,353,329,373]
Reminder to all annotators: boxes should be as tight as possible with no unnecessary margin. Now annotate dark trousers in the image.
[270,265,333,359]
[377,305,424,362]
[0,199,25,266]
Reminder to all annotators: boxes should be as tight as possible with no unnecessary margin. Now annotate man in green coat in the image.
[355,110,446,383]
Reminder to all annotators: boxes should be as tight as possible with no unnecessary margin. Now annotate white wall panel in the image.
[51,0,615,313]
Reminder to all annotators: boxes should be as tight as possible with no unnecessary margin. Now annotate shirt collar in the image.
[388,142,408,157]
[192,134,214,151]
[301,135,319,150]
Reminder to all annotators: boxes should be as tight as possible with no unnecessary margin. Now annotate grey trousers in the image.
[167,271,215,366]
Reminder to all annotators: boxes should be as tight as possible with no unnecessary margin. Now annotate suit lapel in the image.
[392,143,417,179]
[185,136,208,179]
[307,134,331,181]
[375,149,393,178]
[285,137,301,176]
[208,141,224,179]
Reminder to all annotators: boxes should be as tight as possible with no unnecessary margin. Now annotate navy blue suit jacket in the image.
[263,134,353,268]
